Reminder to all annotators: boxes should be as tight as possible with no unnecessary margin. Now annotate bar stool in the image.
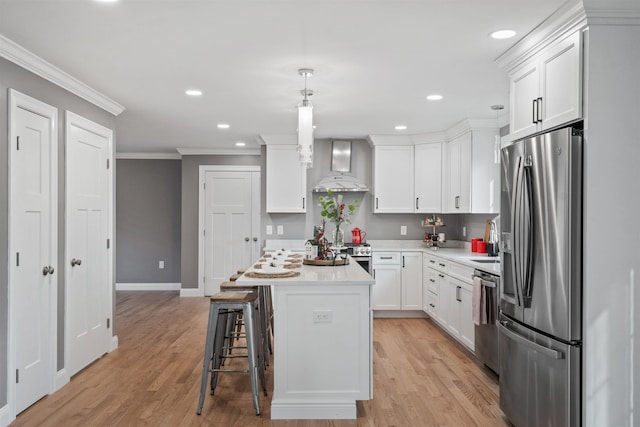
[220,281,270,366]
[197,291,267,416]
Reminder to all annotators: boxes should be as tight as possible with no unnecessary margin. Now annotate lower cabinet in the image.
[423,254,475,352]
[373,251,422,311]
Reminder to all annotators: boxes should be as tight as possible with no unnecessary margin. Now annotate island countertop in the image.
[236,256,375,286]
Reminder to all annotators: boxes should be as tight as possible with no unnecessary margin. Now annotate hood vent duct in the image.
[313,140,370,193]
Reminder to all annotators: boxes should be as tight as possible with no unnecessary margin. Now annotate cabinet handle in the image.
[429,278,435,283]
[537,97,543,123]
[429,260,435,264]
[302,197,305,209]
[376,197,379,210]
[416,197,419,210]
[455,195,460,209]
[438,274,445,278]
[380,256,393,260]
[439,263,445,267]
[456,285,461,302]
[373,269,376,279]
[402,256,405,268]
[429,303,435,308]
[532,98,537,124]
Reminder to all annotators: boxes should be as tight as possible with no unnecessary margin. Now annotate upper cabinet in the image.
[414,143,443,213]
[444,127,500,214]
[509,30,582,141]
[266,145,307,213]
[372,145,415,213]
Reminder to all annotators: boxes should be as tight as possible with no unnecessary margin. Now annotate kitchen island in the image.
[236,256,374,420]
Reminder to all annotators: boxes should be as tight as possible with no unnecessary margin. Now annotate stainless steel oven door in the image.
[351,256,371,274]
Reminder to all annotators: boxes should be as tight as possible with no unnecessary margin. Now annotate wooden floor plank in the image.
[12,291,509,426]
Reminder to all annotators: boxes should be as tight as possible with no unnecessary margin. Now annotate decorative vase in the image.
[333,225,345,248]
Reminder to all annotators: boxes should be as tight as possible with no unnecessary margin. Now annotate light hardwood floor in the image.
[13,291,509,426]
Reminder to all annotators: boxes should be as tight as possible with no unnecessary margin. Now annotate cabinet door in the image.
[372,264,401,310]
[539,30,582,131]
[401,252,422,310]
[445,132,471,213]
[435,272,448,326]
[373,146,414,213]
[414,143,442,212]
[510,60,540,139]
[459,285,475,350]
[266,145,307,213]
[447,277,462,337]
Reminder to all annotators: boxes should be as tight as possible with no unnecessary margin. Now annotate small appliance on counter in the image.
[351,227,366,244]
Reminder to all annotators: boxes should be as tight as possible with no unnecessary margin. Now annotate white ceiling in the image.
[0,0,568,153]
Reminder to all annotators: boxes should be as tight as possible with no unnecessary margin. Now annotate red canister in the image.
[471,238,483,252]
[477,241,487,253]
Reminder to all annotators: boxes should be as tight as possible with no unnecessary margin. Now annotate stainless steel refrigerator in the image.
[499,126,582,427]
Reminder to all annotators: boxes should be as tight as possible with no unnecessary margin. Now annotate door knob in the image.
[48,266,54,275]
[245,237,250,242]
[43,266,50,276]
[253,237,258,242]
[71,258,82,267]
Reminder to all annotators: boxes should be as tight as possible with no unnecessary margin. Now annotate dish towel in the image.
[472,276,485,325]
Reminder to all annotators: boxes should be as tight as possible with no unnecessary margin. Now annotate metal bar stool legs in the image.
[197,292,266,416]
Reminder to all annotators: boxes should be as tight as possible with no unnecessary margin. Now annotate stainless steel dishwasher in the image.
[473,269,500,375]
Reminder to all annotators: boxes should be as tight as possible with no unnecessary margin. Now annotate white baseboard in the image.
[372,310,428,319]
[0,403,14,427]
[180,287,204,297]
[115,282,181,291]
[110,335,119,352]
[55,368,70,392]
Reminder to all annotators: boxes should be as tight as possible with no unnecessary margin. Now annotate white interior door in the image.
[65,112,113,376]
[9,90,58,415]
[202,168,260,295]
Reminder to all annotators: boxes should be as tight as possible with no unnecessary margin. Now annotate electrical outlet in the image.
[277,225,284,235]
[462,226,467,237]
[266,225,273,235]
[312,309,333,323]
[159,261,165,269]
[400,225,407,235]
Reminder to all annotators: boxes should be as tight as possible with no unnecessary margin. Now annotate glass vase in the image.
[333,225,345,248]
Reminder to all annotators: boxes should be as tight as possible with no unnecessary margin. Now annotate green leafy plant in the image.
[318,190,359,226]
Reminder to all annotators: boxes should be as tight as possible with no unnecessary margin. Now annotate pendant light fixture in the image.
[297,68,314,168]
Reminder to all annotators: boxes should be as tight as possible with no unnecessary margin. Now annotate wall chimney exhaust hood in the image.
[313,140,370,193]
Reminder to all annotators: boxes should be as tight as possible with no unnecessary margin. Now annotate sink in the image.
[471,259,500,264]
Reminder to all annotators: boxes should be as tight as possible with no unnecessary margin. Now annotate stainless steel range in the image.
[344,243,372,274]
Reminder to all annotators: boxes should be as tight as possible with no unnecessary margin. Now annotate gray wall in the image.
[180,155,261,289]
[116,159,181,283]
[0,57,117,406]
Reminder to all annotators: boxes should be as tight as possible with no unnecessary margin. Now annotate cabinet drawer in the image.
[425,269,439,294]
[424,254,447,273]
[425,291,438,317]
[373,252,400,265]
[448,261,474,284]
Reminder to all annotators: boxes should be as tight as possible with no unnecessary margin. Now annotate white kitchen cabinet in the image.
[509,30,582,141]
[414,143,442,213]
[444,129,500,214]
[266,145,307,213]
[372,251,422,311]
[372,252,402,310]
[372,146,414,213]
[401,252,422,310]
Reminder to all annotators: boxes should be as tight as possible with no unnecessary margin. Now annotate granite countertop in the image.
[368,240,501,276]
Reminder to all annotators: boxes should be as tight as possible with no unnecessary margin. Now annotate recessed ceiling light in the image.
[95,0,119,3]
[395,125,407,131]
[185,89,202,96]
[217,124,230,129]
[490,30,516,40]
[235,142,246,147]
[426,94,443,101]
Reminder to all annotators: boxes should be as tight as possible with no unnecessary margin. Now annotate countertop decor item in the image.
[303,258,350,266]
[319,189,359,248]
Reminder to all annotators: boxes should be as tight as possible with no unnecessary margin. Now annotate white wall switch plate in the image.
[159,261,165,269]
[312,309,333,323]
[277,225,284,235]
[400,225,407,235]
[266,225,273,235]
[462,226,467,237]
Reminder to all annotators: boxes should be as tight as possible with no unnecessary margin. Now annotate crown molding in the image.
[176,148,260,156]
[0,35,125,116]
[256,134,298,145]
[366,135,414,147]
[411,132,447,145]
[116,152,182,160]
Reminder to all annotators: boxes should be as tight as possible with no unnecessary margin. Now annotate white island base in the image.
[237,260,374,420]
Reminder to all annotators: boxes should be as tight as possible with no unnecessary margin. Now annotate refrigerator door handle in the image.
[511,156,524,307]
[498,321,565,360]
[522,160,535,307]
